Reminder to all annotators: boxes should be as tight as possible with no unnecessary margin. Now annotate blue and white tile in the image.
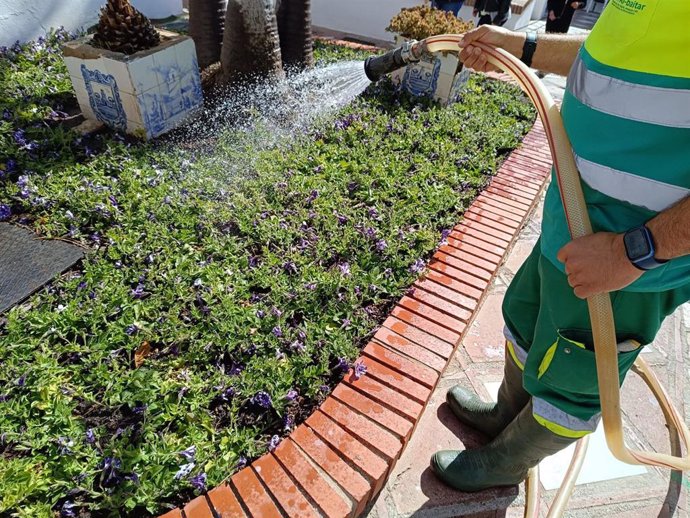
[152,45,180,87]
[434,72,455,103]
[127,54,158,94]
[63,56,85,81]
[438,53,460,76]
[120,92,142,124]
[173,38,197,73]
[73,84,96,120]
[104,57,134,95]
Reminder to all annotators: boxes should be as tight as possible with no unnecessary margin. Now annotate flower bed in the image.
[0,33,535,517]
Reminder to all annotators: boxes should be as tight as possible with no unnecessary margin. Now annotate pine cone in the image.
[92,0,161,55]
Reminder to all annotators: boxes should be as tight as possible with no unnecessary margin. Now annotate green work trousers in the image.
[502,239,690,438]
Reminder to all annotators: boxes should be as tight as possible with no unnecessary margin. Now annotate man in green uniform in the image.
[431,1,690,491]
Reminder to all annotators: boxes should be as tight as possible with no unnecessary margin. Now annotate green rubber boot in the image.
[430,401,578,492]
[446,342,529,438]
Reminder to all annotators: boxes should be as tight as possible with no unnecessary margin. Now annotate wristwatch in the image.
[623,225,668,271]
[521,32,537,68]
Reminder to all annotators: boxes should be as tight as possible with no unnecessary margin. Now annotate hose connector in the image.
[364,40,422,82]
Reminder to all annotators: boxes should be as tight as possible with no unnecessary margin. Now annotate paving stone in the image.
[345,370,424,421]
[502,238,538,276]
[253,453,320,518]
[274,435,356,518]
[363,341,439,389]
[463,293,507,363]
[230,466,283,518]
[289,426,371,516]
[373,327,447,372]
[207,484,247,518]
[183,496,214,518]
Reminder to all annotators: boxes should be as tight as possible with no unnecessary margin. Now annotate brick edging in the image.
[160,120,552,518]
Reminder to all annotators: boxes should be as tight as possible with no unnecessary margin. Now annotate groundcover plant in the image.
[0,32,535,516]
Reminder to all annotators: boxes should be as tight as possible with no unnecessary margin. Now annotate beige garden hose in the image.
[423,33,690,515]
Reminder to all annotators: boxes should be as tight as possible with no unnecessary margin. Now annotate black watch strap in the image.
[521,32,537,68]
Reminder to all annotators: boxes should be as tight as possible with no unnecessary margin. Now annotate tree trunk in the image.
[189,0,227,69]
[276,0,314,70]
[218,0,284,84]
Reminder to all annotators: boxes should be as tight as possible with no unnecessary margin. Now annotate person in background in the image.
[546,0,586,33]
[431,0,465,16]
[473,0,512,26]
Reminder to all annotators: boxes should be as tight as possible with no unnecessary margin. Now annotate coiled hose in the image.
[422,34,690,517]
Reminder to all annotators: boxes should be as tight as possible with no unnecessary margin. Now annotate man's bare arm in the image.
[457,25,587,77]
[646,196,690,261]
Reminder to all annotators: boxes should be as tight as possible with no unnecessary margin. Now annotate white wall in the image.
[0,0,183,46]
[312,0,424,46]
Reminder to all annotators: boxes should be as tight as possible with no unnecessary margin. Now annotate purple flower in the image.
[354,361,367,380]
[0,204,11,221]
[174,462,195,480]
[125,324,139,335]
[272,326,283,338]
[145,254,155,265]
[375,239,388,252]
[283,261,298,275]
[256,309,266,319]
[306,189,319,204]
[283,415,295,431]
[0,395,9,403]
[222,387,236,401]
[131,283,145,299]
[12,129,27,146]
[409,259,426,274]
[85,428,96,445]
[2,108,12,120]
[304,282,317,291]
[285,389,298,401]
[335,357,349,372]
[441,228,452,241]
[338,263,351,276]
[289,340,305,353]
[91,232,101,245]
[319,384,330,393]
[179,445,196,462]
[60,501,77,518]
[341,318,351,329]
[251,390,272,409]
[271,307,283,317]
[237,456,248,469]
[17,175,29,188]
[57,436,74,455]
[368,207,380,219]
[334,211,348,225]
[16,374,26,387]
[190,472,207,492]
[268,435,281,451]
[100,457,123,487]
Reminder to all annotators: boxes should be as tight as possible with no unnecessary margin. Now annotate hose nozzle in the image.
[364,40,422,82]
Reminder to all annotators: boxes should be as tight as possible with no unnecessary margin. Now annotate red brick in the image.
[391,307,461,346]
[487,180,535,203]
[344,370,424,420]
[183,496,214,518]
[491,176,539,197]
[231,467,282,518]
[321,397,402,461]
[289,428,369,517]
[332,383,413,439]
[484,187,532,211]
[373,327,447,372]
[458,218,513,244]
[436,246,496,279]
[207,484,247,518]
[429,251,491,291]
[465,203,521,229]
[405,287,474,322]
[398,295,469,334]
[475,195,528,221]
[425,264,489,301]
[499,167,546,187]
[274,435,356,518]
[447,232,505,259]
[493,175,541,198]
[415,278,480,319]
[504,156,550,177]
[363,340,439,388]
[158,510,182,518]
[463,209,518,237]
[253,453,320,518]
[453,221,510,253]
[383,316,454,358]
[471,199,523,224]
[511,151,552,170]
[362,355,432,404]
[306,411,389,489]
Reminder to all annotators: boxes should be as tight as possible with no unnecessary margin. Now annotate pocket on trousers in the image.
[537,329,640,396]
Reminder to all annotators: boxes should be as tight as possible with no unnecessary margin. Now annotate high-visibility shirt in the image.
[540,0,690,291]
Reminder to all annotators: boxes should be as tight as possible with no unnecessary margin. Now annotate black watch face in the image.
[624,228,651,260]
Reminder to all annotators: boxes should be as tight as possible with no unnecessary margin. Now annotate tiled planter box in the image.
[61,29,202,139]
[390,34,470,106]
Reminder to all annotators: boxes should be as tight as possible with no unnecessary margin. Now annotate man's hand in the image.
[458,25,524,72]
[548,10,557,20]
[557,232,643,299]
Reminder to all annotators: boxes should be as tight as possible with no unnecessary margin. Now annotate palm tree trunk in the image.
[276,0,313,70]
[189,0,228,69]
[218,0,284,85]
